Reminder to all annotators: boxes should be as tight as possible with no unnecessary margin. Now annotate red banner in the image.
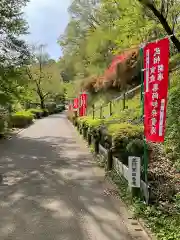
[79,92,88,117]
[73,98,79,110]
[144,38,169,142]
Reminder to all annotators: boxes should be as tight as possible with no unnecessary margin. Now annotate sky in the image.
[23,0,71,60]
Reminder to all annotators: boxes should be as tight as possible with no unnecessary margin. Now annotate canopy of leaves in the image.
[58,0,180,92]
[0,0,31,106]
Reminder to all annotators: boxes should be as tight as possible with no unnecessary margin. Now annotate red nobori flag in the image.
[79,92,88,117]
[73,98,79,110]
[144,38,169,142]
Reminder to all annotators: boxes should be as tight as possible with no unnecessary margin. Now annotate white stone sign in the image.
[128,156,141,188]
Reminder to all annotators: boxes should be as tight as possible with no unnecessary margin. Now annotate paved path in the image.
[0,114,150,240]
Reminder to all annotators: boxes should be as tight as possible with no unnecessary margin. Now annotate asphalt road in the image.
[0,114,150,240]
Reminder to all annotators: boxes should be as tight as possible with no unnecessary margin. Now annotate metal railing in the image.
[91,85,141,119]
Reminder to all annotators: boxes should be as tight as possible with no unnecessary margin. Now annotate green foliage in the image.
[110,170,180,240]
[107,122,143,137]
[25,45,63,108]
[165,72,180,169]
[107,123,143,164]
[10,111,34,128]
[126,138,144,156]
[0,117,6,135]
[138,0,180,52]
[109,170,132,204]
[42,108,49,117]
[78,116,103,130]
[28,108,43,113]
[58,0,180,85]
[0,0,31,108]
[133,200,180,240]
[0,0,30,66]
[54,104,65,113]
[45,102,57,114]
[28,108,43,119]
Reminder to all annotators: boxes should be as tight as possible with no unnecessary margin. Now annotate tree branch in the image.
[138,0,180,52]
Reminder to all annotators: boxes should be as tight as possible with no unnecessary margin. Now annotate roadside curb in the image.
[105,175,156,240]
[6,120,38,140]
[6,128,27,140]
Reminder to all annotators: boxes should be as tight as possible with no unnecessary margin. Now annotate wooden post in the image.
[87,131,92,145]
[94,136,99,154]
[83,127,87,139]
[79,126,82,135]
[92,104,95,119]
[74,112,77,126]
[123,92,126,110]
[100,105,103,119]
[109,101,112,116]
[107,148,113,171]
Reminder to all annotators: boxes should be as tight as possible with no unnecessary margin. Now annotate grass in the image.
[88,90,141,120]
[109,170,180,240]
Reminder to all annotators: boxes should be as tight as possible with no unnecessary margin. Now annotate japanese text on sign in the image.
[73,98,79,111]
[144,38,169,142]
[128,156,141,188]
[79,92,88,117]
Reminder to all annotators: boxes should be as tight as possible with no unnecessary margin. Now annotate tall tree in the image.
[26,45,63,108]
[0,0,30,66]
[0,0,30,105]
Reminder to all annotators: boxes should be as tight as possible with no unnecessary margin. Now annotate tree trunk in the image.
[36,86,45,109]
[40,96,45,109]
[147,3,180,52]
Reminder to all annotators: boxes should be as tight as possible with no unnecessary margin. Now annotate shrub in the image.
[77,116,103,135]
[10,111,34,128]
[107,122,143,137]
[103,107,142,125]
[28,108,43,119]
[0,112,10,136]
[126,138,144,157]
[165,78,180,169]
[107,123,143,165]
[42,108,49,117]
[0,117,5,136]
[45,103,56,114]
[81,76,97,93]
[54,104,65,113]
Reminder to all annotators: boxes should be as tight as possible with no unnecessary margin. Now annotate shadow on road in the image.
[0,118,132,240]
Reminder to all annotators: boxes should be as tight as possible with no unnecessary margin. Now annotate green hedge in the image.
[77,116,103,130]
[41,108,49,117]
[10,111,34,128]
[28,108,44,119]
[77,116,144,166]
[45,103,56,114]
[107,123,144,165]
[103,107,142,125]
[54,104,65,113]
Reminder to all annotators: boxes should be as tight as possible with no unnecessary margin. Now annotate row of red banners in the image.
[68,92,88,117]
[69,37,169,143]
